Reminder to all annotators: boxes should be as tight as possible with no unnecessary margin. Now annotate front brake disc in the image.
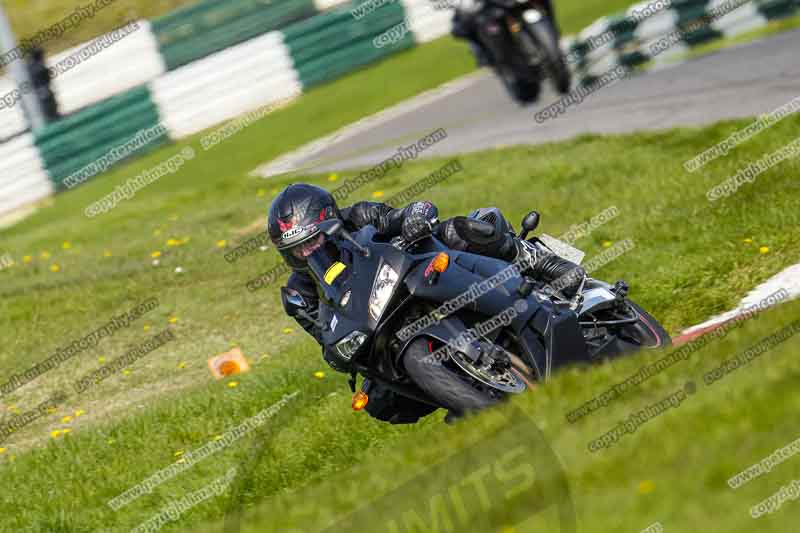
[447,347,527,394]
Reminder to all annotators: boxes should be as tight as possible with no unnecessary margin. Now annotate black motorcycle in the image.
[466,0,571,102]
[281,209,669,417]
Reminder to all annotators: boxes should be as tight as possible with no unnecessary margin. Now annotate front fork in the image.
[508,10,548,67]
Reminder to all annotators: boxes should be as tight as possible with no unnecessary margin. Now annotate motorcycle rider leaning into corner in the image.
[452,0,558,66]
[269,184,584,424]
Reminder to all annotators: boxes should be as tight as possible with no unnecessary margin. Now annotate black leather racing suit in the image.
[282,200,583,424]
[452,0,556,64]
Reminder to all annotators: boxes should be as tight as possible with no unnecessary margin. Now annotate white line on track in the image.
[251,71,489,178]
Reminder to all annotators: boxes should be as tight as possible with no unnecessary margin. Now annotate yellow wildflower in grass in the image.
[0,448,6,454]
[63,429,71,435]
[75,410,86,417]
[638,480,655,494]
[760,246,770,254]
[61,416,72,423]
[166,238,181,247]
[122,369,131,376]
[103,250,113,258]
[743,238,753,244]
[217,240,227,248]
[282,327,294,334]
[372,191,384,198]
[602,241,613,248]
[313,371,325,379]
[62,241,71,249]
[23,255,33,264]
[143,324,151,332]
[213,435,223,441]
[40,251,51,259]
[328,173,339,182]
[98,356,106,363]
[178,361,187,369]
[50,430,62,438]
[174,450,184,457]
[151,251,162,259]
[227,381,239,388]
[168,316,179,324]
[50,264,61,273]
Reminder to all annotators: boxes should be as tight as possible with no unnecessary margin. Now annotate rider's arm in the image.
[283,271,322,343]
[341,201,439,236]
[284,271,353,373]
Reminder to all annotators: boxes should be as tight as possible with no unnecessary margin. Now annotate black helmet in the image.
[268,184,340,270]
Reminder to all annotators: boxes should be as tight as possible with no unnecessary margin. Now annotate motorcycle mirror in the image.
[519,211,540,240]
[280,287,308,317]
[318,218,370,257]
[318,219,343,236]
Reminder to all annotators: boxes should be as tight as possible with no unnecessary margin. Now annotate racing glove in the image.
[402,215,434,243]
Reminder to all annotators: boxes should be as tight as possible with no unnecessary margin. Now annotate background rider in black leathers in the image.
[269,184,583,424]
[452,0,557,66]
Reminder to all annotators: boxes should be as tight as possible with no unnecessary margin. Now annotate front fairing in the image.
[311,227,420,361]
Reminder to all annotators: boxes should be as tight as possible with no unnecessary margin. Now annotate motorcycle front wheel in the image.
[525,17,571,94]
[497,64,541,104]
[403,338,501,416]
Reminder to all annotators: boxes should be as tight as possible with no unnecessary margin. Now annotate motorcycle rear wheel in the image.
[582,300,671,360]
[619,301,671,349]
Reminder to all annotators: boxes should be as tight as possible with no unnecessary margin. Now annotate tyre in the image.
[403,338,501,415]
[497,65,541,103]
[525,18,571,94]
[581,299,671,360]
[622,301,672,349]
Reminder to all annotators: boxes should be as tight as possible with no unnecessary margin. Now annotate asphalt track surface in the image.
[258,29,800,176]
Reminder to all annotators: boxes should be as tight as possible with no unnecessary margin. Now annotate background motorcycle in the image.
[282,209,669,418]
[463,0,571,102]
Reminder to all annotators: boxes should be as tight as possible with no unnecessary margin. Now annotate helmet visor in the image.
[278,227,341,272]
[290,234,325,259]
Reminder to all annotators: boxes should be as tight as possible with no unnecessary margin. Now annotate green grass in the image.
[3,0,197,57]
[194,300,800,533]
[1,16,800,533]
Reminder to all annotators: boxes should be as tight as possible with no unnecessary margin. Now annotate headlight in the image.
[335,331,368,360]
[522,9,543,22]
[460,0,481,13]
[369,263,399,320]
